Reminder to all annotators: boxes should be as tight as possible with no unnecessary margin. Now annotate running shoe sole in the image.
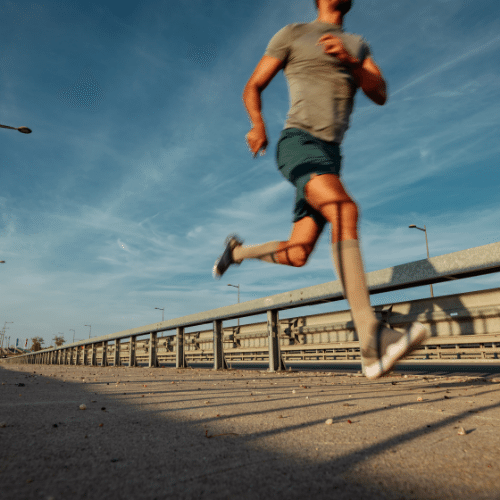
[364,322,428,380]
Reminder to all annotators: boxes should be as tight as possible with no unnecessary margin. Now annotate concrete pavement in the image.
[1,363,499,499]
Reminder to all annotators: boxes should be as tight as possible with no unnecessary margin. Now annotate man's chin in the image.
[339,0,352,15]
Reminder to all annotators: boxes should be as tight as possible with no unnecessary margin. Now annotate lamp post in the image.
[69,329,75,343]
[409,224,434,298]
[155,307,165,322]
[227,284,240,327]
[85,324,91,338]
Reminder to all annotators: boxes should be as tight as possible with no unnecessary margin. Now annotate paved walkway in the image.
[1,363,499,499]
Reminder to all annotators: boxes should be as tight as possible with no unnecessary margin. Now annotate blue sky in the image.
[1,0,499,348]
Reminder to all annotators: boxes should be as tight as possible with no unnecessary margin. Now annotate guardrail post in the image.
[114,339,120,367]
[91,344,96,366]
[268,309,285,372]
[129,336,136,367]
[213,320,227,370]
[176,327,186,368]
[101,342,108,366]
[149,333,158,368]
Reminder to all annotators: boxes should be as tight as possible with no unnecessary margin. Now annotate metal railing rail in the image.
[3,241,500,371]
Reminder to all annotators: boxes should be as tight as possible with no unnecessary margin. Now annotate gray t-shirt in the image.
[265,20,371,143]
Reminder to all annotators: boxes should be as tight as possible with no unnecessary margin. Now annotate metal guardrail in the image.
[46,287,500,368]
[3,241,500,371]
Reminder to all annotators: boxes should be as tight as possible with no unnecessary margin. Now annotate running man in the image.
[213,0,428,379]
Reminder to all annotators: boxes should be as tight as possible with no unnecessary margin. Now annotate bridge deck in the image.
[1,363,499,499]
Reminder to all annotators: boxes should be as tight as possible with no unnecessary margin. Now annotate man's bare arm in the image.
[243,55,284,157]
[352,56,387,105]
[317,35,387,105]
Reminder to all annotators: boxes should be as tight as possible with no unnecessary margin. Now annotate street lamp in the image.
[85,325,91,338]
[409,224,434,297]
[155,307,165,322]
[227,284,240,327]
[69,329,75,343]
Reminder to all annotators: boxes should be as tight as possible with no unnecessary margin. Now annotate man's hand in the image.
[317,34,387,105]
[245,125,268,158]
[317,34,361,68]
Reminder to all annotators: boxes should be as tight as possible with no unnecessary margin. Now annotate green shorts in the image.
[276,127,342,230]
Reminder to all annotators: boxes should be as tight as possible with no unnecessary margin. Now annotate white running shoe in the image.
[363,322,429,380]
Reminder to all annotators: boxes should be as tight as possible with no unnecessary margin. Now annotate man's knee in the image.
[343,200,359,225]
[277,243,312,267]
[289,246,310,267]
[329,200,359,242]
